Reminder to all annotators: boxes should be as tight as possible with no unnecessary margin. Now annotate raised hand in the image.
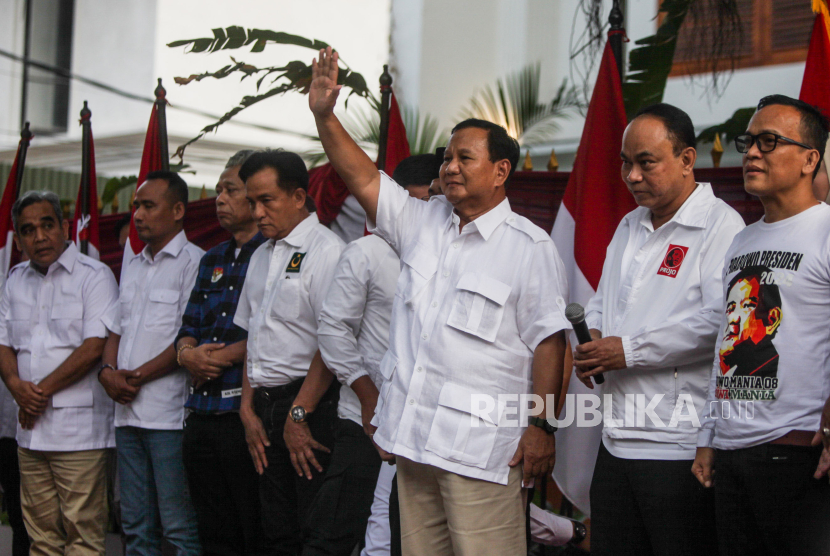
[309,47,342,118]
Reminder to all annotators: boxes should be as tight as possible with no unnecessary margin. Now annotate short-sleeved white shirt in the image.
[0,243,119,451]
[318,234,400,424]
[368,173,571,484]
[112,231,203,430]
[234,212,345,388]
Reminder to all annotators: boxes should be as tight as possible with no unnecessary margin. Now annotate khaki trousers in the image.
[396,457,526,556]
[18,447,108,556]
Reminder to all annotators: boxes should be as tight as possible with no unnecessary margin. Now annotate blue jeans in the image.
[116,426,201,556]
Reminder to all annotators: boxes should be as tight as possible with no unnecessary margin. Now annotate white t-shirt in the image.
[699,203,830,449]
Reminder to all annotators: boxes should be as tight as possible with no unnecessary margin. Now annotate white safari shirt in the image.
[0,243,119,451]
[235,212,344,388]
[585,183,745,459]
[318,234,400,425]
[369,173,571,484]
[113,231,203,430]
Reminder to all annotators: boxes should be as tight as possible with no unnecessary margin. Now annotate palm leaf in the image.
[168,26,331,56]
[459,63,585,146]
[696,106,754,144]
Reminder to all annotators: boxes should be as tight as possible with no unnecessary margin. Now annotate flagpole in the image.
[155,78,170,171]
[609,0,625,81]
[377,65,392,173]
[14,122,33,196]
[79,101,92,255]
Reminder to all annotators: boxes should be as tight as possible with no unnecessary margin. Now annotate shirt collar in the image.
[276,212,318,248]
[449,197,512,241]
[140,229,188,262]
[226,231,265,258]
[40,241,78,274]
[635,183,714,232]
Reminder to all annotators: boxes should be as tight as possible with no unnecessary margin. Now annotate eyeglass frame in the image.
[734,132,816,154]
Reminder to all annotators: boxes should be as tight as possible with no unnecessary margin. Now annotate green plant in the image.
[696,106,755,144]
[459,63,585,146]
[168,26,373,158]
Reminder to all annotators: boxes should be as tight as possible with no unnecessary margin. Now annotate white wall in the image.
[0,0,28,146]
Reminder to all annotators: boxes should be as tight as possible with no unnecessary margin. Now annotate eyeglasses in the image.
[734,133,815,154]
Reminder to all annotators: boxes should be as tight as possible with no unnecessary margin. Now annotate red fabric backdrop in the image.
[96,167,760,279]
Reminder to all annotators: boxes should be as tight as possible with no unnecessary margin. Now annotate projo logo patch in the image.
[657,244,689,278]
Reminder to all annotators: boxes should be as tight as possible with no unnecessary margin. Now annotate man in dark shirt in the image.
[175,150,266,556]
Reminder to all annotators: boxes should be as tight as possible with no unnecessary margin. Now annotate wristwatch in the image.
[289,405,308,423]
[528,416,558,434]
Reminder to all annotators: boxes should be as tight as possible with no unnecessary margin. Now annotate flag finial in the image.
[21,122,32,143]
[80,100,91,122]
[155,78,167,101]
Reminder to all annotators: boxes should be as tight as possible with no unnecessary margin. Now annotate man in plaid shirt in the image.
[175,150,266,556]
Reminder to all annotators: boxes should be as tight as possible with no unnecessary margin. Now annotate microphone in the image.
[565,302,604,385]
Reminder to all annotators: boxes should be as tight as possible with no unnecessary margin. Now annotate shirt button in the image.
[409,399,415,405]
[443,270,449,277]
[202,391,208,396]
[431,301,437,308]
[452,243,459,249]
[203,294,208,299]
[508,217,515,223]
[213,337,218,341]
[229,286,234,291]
[422,333,428,341]
[222,312,226,317]
[417,366,423,372]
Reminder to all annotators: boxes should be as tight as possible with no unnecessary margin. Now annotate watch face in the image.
[291,406,306,422]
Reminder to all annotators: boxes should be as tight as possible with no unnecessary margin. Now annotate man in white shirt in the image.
[234,150,345,555]
[310,48,569,555]
[287,154,438,556]
[572,103,745,555]
[693,95,830,555]
[0,191,119,555]
[99,171,203,556]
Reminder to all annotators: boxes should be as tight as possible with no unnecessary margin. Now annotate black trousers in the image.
[301,418,382,556]
[182,412,265,556]
[0,437,28,556]
[254,380,339,556]
[590,442,717,556]
[714,444,830,556]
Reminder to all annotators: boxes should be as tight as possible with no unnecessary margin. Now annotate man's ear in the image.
[173,201,186,223]
[12,233,20,252]
[804,149,822,178]
[494,159,512,187]
[680,147,697,176]
[61,218,70,240]
[294,187,307,210]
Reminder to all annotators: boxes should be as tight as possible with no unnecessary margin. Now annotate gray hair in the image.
[225,149,257,169]
[12,190,63,233]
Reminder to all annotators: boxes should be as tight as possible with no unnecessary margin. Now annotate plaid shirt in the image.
[177,232,266,412]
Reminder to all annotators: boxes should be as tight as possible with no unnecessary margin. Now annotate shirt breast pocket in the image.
[145,288,180,332]
[50,302,84,346]
[424,382,499,469]
[398,243,438,306]
[9,300,33,346]
[271,278,300,320]
[446,273,511,343]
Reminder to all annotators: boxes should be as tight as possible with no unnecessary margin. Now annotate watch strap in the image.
[528,415,558,434]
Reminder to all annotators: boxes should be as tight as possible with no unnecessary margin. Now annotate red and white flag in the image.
[799,1,830,173]
[122,92,166,272]
[0,125,33,285]
[308,91,410,239]
[550,36,635,515]
[72,105,100,259]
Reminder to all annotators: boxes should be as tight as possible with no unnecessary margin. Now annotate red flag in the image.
[550,38,635,515]
[800,12,830,114]
[0,126,32,282]
[123,93,166,264]
[308,91,410,234]
[73,105,100,258]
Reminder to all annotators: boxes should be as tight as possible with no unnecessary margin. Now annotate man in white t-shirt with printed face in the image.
[573,103,745,556]
[99,171,203,556]
[693,95,830,555]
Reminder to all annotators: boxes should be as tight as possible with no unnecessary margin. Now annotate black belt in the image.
[254,377,306,402]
